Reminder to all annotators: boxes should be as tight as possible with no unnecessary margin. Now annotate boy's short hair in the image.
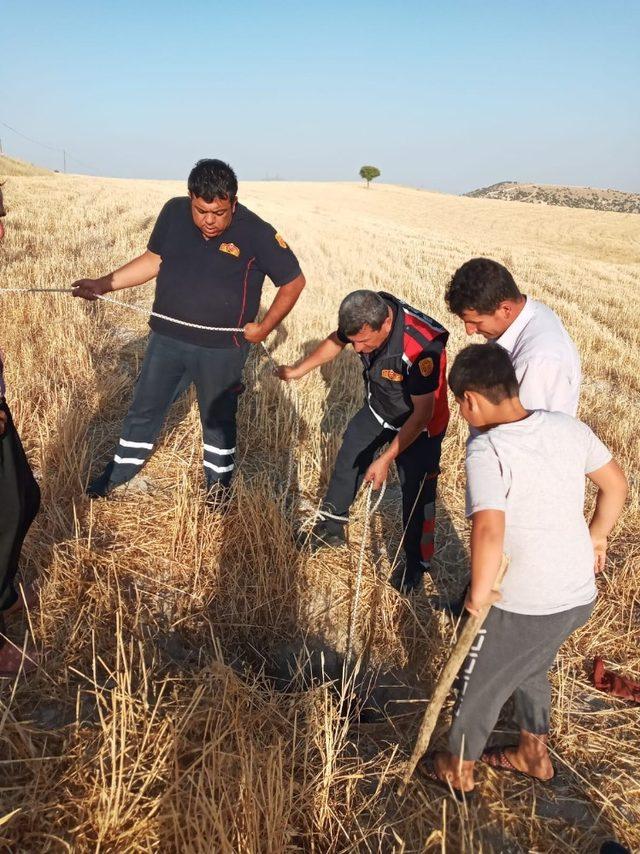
[445,258,522,315]
[188,159,238,202]
[449,343,519,403]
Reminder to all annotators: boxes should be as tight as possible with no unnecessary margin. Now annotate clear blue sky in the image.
[1,0,638,193]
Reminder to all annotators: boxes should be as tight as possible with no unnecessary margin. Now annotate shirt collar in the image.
[495,297,534,353]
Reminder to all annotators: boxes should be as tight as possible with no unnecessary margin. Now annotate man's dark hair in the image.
[448,343,519,404]
[445,258,522,316]
[188,159,238,202]
[338,290,389,337]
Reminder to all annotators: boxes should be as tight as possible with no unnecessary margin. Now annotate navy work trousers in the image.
[107,332,248,489]
[322,405,443,572]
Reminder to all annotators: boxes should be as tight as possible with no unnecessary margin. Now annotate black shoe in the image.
[306,520,347,553]
[389,564,425,595]
[86,462,117,499]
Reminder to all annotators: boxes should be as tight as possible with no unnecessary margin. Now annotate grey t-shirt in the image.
[465,410,611,615]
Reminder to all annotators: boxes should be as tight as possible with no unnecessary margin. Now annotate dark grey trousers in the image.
[107,332,248,489]
[323,405,443,573]
[448,600,595,760]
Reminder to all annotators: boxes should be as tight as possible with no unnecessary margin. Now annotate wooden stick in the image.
[398,554,509,794]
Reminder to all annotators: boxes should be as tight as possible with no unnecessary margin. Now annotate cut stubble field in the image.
[0,174,638,851]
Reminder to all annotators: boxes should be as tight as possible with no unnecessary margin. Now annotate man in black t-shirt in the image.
[73,159,305,499]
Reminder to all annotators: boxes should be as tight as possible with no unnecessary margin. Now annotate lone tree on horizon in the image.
[359,165,381,188]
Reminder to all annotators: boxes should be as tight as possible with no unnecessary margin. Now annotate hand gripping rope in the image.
[1,285,386,661]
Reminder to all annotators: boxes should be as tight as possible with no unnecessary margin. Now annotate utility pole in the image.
[0,138,3,155]
[63,149,67,173]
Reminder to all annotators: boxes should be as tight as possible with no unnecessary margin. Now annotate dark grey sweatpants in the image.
[448,600,595,760]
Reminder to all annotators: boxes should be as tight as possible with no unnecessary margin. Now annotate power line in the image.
[0,119,63,153]
[66,152,99,172]
[0,118,99,174]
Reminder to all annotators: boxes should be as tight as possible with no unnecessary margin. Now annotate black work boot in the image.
[86,461,118,499]
[307,520,347,553]
[389,562,427,595]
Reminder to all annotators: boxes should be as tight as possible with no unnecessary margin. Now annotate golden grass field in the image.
[0,172,638,852]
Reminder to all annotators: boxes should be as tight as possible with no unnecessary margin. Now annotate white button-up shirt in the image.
[496,297,581,416]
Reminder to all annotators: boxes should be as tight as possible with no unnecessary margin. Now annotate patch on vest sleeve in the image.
[381,369,403,382]
[220,242,241,257]
[275,232,288,249]
[418,357,434,377]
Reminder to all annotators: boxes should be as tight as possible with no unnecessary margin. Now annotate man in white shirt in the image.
[419,343,627,798]
[445,257,581,415]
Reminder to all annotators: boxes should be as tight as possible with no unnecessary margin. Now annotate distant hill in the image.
[0,154,53,177]
[464,181,640,214]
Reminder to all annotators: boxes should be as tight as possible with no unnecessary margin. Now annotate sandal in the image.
[417,755,476,802]
[481,746,555,783]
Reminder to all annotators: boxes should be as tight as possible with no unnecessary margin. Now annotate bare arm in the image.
[586,459,628,573]
[364,393,436,488]
[72,250,161,300]
[244,273,306,343]
[466,509,506,616]
[276,331,346,380]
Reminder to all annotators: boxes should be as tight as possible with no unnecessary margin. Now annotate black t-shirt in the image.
[147,198,302,348]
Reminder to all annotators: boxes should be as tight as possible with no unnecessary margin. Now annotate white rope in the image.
[95,293,244,333]
[0,287,244,333]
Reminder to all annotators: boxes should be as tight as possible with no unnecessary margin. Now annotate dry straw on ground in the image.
[0,174,638,852]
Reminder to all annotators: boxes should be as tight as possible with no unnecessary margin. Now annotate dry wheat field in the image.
[0,173,638,852]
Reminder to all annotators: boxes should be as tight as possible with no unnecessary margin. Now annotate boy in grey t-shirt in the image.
[420,343,627,798]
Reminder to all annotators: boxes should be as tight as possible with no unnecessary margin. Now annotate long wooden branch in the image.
[398,554,509,794]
